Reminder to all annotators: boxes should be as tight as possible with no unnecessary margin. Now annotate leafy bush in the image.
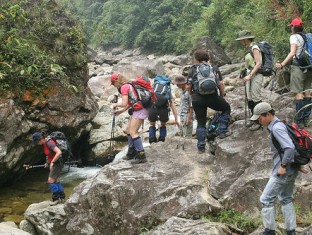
[0,0,87,98]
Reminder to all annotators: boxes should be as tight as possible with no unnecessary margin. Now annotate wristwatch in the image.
[281,163,287,168]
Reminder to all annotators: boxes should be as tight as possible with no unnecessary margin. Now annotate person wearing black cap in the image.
[251,102,306,235]
[236,30,263,131]
[32,132,65,205]
[275,17,312,128]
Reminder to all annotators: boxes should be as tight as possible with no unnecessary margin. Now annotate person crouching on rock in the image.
[110,73,147,164]
[32,132,65,205]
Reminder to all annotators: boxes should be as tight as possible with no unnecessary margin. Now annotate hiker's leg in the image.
[192,100,207,152]
[290,65,306,126]
[55,182,65,200]
[279,173,298,232]
[303,97,312,126]
[148,107,158,143]
[158,107,169,142]
[260,176,284,231]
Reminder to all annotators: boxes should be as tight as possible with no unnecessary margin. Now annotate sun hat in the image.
[173,76,187,85]
[288,17,303,27]
[250,102,273,120]
[32,132,43,144]
[235,30,255,41]
[110,73,120,84]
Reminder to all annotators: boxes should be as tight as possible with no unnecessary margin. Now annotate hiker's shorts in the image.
[49,161,63,179]
[290,65,312,94]
[148,106,169,123]
[132,108,149,120]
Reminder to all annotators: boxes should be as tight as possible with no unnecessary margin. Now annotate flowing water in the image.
[0,166,101,224]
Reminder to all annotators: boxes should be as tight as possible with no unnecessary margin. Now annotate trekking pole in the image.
[108,113,116,161]
[244,84,249,127]
[23,164,46,170]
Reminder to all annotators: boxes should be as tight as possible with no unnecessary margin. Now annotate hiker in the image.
[187,48,231,154]
[110,73,147,164]
[32,132,65,205]
[173,75,194,138]
[251,102,307,235]
[236,30,263,131]
[148,76,179,143]
[275,17,312,128]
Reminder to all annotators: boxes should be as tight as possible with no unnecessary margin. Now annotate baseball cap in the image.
[110,73,120,84]
[32,132,43,144]
[288,18,303,27]
[250,102,273,120]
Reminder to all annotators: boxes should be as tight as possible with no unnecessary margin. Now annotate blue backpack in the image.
[153,75,171,107]
[296,32,312,69]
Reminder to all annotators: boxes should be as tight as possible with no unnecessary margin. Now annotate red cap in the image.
[288,18,303,27]
[110,73,119,84]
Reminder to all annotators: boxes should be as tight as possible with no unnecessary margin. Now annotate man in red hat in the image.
[275,17,312,129]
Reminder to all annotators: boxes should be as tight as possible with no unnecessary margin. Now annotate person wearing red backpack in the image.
[111,73,148,164]
[275,18,312,128]
[251,102,307,235]
[32,132,65,205]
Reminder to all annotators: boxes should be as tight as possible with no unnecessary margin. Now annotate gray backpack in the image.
[194,63,217,95]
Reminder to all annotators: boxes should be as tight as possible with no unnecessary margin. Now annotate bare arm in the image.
[243,48,262,83]
[218,80,225,97]
[170,99,180,127]
[276,43,297,69]
[113,95,130,115]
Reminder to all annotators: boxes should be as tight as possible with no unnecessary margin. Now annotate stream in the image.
[0,165,101,224]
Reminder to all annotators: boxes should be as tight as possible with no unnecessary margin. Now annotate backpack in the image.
[295,32,312,68]
[271,121,312,166]
[192,63,217,95]
[250,41,274,76]
[206,112,221,142]
[152,75,171,107]
[47,131,72,162]
[129,76,156,111]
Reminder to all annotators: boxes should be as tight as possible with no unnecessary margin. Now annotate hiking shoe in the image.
[218,131,231,139]
[131,150,147,164]
[60,198,66,203]
[49,199,61,206]
[261,228,276,235]
[208,141,217,155]
[123,147,136,160]
[158,137,165,142]
[286,230,296,235]
[249,123,261,131]
[303,119,310,127]
[197,148,205,154]
[149,137,157,144]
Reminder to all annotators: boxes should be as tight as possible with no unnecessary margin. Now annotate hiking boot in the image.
[131,150,147,164]
[49,199,61,206]
[149,137,157,144]
[286,230,296,235]
[261,228,276,235]
[158,137,165,142]
[249,123,261,131]
[197,148,205,154]
[303,119,310,128]
[123,147,136,160]
[208,141,217,155]
[218,131,231,139]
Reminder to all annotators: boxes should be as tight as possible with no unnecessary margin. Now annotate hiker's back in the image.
[48,131,72,161]
[191,63,217,95]
[153,75,171,107]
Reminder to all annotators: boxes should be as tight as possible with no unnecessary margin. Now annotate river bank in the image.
[0,166,101,224]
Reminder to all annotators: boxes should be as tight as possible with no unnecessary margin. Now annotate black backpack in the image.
[250,41,274,76]
[47,131,72,162]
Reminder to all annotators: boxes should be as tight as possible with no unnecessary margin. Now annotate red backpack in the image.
[129,76,156,111]
[272,121,312,167]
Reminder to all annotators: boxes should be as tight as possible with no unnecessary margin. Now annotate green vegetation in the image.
[204,209,261,233]
[0,0,87,98]
[56,0,312,59]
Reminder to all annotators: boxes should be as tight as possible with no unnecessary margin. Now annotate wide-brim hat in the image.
[235,30,255,41]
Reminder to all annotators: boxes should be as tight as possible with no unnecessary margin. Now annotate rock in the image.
[146,216,233,235]
[0,221,31,235]
[19,220,37,235]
